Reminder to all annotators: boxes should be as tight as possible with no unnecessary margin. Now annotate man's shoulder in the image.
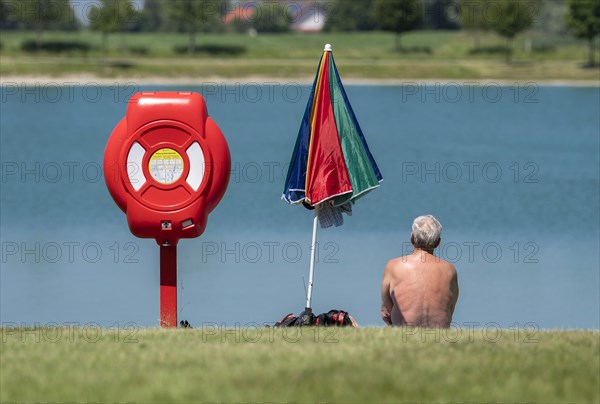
[386,256,414,272]
[384,258,397,274]
[387,256,411,266]
[437,258,457,275]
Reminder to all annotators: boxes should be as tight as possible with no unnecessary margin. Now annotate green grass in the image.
[1,30,599,81]
[1,327,598,403]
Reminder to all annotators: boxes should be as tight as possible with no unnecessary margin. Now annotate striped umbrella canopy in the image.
[283,44,382,207]
[281,44,383,319]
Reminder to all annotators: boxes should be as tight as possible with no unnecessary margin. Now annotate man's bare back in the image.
[381,215,459,328]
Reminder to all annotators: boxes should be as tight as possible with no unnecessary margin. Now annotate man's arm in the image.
[381,261,395,325]
[449,266,459,315]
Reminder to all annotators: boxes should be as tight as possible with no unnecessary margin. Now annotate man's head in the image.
[410,215,442,251]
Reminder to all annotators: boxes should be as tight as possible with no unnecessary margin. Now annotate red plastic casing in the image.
[104,92,230,246]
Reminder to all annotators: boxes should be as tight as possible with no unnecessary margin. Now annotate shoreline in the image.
[1,74,599,87]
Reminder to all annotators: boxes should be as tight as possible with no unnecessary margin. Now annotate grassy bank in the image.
[1,327,598,403]
[1,30,599,81]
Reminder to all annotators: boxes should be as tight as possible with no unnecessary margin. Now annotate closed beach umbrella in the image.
[282,44,383,320]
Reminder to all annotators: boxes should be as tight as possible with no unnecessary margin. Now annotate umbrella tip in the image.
[324,43,332,52]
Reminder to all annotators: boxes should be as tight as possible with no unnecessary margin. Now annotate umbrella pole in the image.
[303,205,319,325]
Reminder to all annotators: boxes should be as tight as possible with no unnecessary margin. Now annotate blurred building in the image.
[290,1,326,33]
[223,0,326,32]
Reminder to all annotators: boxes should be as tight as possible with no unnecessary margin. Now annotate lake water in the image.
[1,82,598,329]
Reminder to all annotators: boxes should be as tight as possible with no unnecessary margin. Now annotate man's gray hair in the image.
[411,215,442,249]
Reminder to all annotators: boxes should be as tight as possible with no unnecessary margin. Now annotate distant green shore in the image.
[1,31,599,81]
[2,326,598,403]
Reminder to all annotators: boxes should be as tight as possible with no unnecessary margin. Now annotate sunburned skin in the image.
[381,246,459,328]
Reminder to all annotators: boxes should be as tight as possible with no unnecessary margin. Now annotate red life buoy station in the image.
[104,92,230,327]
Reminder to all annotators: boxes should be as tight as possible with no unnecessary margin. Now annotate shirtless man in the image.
[381,215,459,328]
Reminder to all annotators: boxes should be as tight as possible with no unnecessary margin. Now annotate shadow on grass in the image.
[173,44,247,56]
[21,40,90,55]
[394,46,433,55]
[128,46,150,56]
[468,45,511,55]
[532,44,556,53]
[104,60,136,69]
[507,60,535,67]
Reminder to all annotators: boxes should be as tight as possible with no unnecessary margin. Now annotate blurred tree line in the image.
[0,0,594,34]
[0,0,78,31]
[325,0,597,63]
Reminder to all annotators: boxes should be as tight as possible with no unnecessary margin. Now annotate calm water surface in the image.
[1,83,598,328]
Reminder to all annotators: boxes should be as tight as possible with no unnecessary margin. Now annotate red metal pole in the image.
[160,245,177,327]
